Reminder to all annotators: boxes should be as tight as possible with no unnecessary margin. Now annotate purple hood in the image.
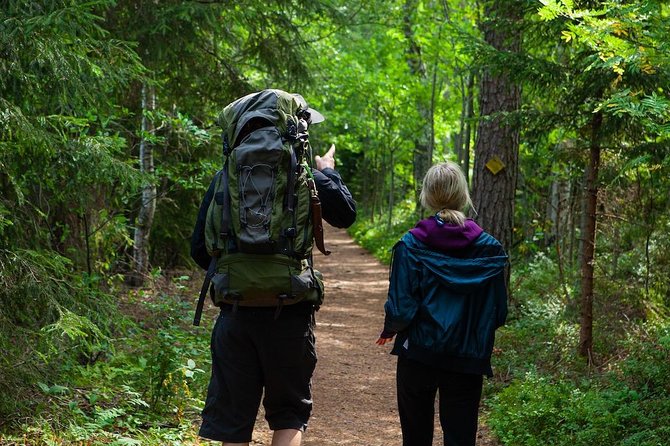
[409,217,483,251]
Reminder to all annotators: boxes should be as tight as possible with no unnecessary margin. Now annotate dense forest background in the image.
[1,0,669,444]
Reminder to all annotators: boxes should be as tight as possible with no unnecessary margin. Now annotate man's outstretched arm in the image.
[313,144,356,228]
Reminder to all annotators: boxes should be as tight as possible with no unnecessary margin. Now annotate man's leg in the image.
[222,443,248,446]
[200,311,263,444]
[260,310,316,438]
[271,428,302,446]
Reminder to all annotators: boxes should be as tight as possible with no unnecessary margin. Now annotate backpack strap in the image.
[286,147,298,213]
[193,255,218,326]
[220,156,232,252]
[307,177,331,256]
[281,148,299,256]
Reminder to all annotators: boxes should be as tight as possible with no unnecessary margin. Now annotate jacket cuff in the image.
[379,329,396,339]
[319,167,340,178]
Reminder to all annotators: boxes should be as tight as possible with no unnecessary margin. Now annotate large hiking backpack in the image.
[193,89,329,325]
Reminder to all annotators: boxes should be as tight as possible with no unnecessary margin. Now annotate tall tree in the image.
[471,0,523,254]
[403,0,433,212]
[131,84,157,285]
[534,0,670,360]
[0,0,144,414]
[579,111,602,360]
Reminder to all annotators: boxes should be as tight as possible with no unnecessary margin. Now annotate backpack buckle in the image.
[275,294,289,319]
[284,227,297,238]
[285,118,298,141]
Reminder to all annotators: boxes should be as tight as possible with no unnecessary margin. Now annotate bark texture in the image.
[471,1,522,254]
[578,112,602,361]
[131,83,156,286]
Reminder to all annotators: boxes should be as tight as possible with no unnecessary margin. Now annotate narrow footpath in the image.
[247,225,498,446]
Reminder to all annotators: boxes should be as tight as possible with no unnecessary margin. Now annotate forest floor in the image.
[217,225,501,446]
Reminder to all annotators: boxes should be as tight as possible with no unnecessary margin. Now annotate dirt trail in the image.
[246,225,498,446]
[305,225,398,446]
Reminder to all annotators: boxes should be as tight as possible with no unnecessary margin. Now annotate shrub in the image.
[489,322,670,446]
[0,248,117,420]
[349,201,418,264]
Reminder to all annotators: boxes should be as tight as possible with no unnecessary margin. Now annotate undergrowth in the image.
[487,253,670,446]
[0,249,119,420]
[488,322,670,446]
[352,210,670,446]
[348,200,418,264]
[0,263,211,445]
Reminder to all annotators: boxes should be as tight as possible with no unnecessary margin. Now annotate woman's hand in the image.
[375,330,396,346]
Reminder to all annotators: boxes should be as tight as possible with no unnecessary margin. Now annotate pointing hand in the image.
[315,144,336,171]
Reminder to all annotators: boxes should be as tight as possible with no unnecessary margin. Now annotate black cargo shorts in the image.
[198,303,317,443]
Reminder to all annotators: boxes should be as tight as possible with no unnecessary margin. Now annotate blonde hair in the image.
[419,161,474,226]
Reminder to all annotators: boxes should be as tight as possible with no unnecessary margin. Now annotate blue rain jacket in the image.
[384,231,508,376]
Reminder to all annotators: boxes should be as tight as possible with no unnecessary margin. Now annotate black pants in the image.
[396,356,483,446]
[199,305,317,443]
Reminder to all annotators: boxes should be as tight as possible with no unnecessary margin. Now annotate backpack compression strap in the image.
[193,255,217,326]
[220,157,232,245]
[286,147,298,213]
[307,177,331,256]
[194,158,232,326]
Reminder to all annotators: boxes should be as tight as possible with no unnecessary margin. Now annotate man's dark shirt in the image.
[191,167,356,270]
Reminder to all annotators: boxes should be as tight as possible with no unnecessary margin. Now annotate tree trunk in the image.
[568,178,579,269]
[455,73,467,166]
[130,83,157,286]
[388,149,395,230]
[471,0,522,255]
[463,72,475,183]
[547,178,559,245]
[578,111,602,361]
[404,0,433,214]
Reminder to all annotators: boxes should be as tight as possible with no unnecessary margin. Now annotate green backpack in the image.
[193,89,329,325]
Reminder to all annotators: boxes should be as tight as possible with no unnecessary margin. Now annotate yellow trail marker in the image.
[486,155,505,175]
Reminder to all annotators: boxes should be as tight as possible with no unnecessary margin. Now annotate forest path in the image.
[246,225,499,446]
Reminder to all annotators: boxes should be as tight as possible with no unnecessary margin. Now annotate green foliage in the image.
[1,279,210,445]
[349,199,418,264]
[2,0,670,443]
[488,253,583,387]
[489,322,670,446]
[0,0,144,267]
[0,248,117,419]
[531,0,670,144]
[488,246,670,445]
[1,0,227,276]
[615,323,670,395]
[304,0,475,216]
[146,112,215,267]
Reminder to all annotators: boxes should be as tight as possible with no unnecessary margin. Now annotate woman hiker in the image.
[376,161,508,446]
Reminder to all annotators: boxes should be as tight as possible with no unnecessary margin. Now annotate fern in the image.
[0,248,116,420]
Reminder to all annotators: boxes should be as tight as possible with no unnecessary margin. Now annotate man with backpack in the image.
[190,89,356,446]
